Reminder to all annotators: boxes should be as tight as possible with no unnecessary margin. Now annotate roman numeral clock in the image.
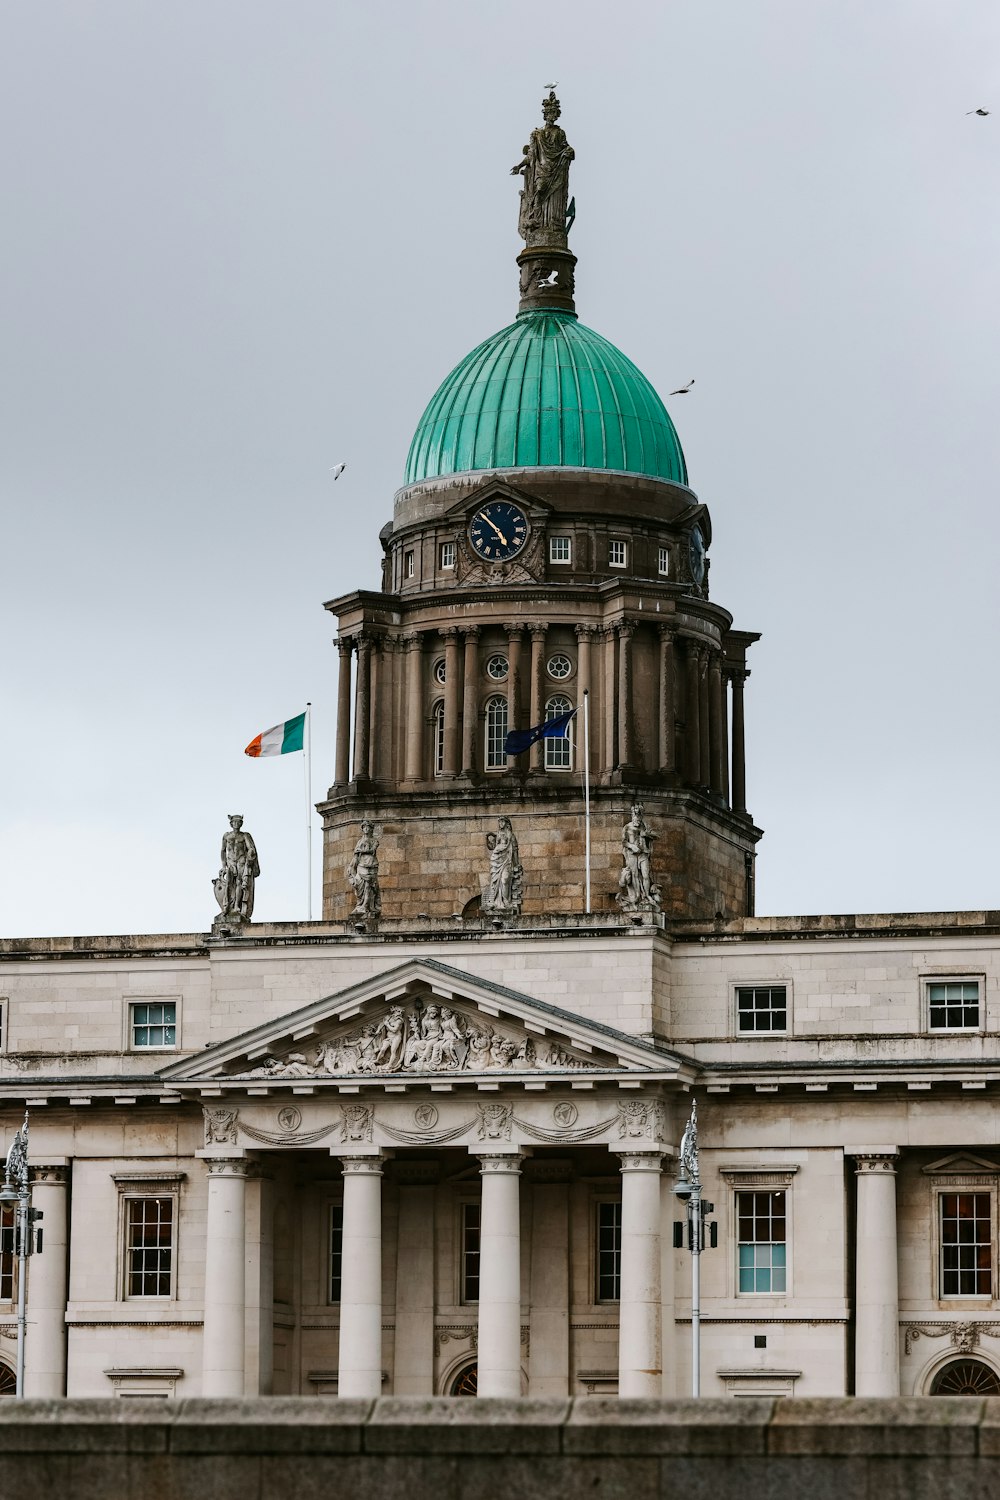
[468,500,530,562]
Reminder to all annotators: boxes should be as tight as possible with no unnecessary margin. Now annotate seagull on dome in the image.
[545,82,558,91]
[670,379,695,395]
[329,462,346,480]
[967,107,990,116]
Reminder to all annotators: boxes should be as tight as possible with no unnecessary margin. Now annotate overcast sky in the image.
[1,1,998,937]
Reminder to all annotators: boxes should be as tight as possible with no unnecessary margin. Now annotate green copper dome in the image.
[404,310,688,487]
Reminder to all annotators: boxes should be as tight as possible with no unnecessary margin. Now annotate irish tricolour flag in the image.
[245,712,306,758]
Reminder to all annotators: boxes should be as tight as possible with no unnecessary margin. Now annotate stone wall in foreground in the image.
[0,1396,997,1499]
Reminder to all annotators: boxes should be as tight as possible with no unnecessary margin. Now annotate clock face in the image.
[468,501,529,563]
[688,526,706,585]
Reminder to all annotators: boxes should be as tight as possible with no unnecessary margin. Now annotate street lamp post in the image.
[1,1112,41,1397]
[672,1101,716,1397]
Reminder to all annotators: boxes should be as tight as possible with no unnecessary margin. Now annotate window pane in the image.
[126,1198,173,1297]
[131,1002,177,1048]
[941,1192,992,1297]
[0,1205,14,1301]
[462,1203,480,1303]
[485,696,508,770]
[544,695,573,770]
[329,1203,343,1303]
[736,1191,787,1295]
[596,1201,622,1301]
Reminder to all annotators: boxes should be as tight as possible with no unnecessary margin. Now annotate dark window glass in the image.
[596,1200,622,1301]
[736,986,787,1033]
[461,1202,481,1303]
[330,1203,343,1303]
[940,1193,991,1296]
[0,1205,14,1301]
[125,1197,173,1297]
[736,1190,787,1294]
[131,1002,176,1048]
[928,982,979,1030]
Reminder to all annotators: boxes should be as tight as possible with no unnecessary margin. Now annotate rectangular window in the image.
[440,541,456,569]
[927,980,980,1031]
[329,1202,343,1303]
[130,1001,177,1050]
[485,696,508,770]
[658,545,670,577]
[404,550,415,579]
[609,540,628,568]
[735,985,787,1033]
[461,1202,480,1303]
[124,1197,173,1298]
[596,1200,622,1301]
[737,1190,786,1294]
[550,535,572,564]
[0,1204,14,1301]
[940,1192,992,1297]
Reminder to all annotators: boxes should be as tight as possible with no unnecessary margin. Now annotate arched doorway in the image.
[930,1359,1000,1395]
[449,1362,478,1396]
[0,1364,16,1396]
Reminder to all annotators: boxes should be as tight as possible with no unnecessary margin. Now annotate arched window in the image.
[931,1359,1000,1395]
[432,700,445,776]
[544,694,573,771]
[449,1361,478,1396]
[0,1364,15,1396]
[484,695,508,770]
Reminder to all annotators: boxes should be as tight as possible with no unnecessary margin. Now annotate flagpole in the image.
[583,689,592,915]
[305,702,313,920]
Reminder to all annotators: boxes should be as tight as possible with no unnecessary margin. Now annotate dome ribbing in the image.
[404,310,687,488]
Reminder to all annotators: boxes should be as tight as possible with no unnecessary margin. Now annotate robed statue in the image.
[483,816,524,917]
[346,819,382,919]
[213,814,259,925]
[617,802,662,913]
[511,91,575,245]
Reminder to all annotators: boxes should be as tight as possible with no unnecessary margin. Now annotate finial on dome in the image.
[510,90,578,316]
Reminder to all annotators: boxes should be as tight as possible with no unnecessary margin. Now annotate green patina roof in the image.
[404,309,688,487]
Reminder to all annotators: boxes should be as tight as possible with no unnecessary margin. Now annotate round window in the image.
[433,659,446,685]
[931,1359,1000,1395]
[486,654,509,681]
[547,654,572,680]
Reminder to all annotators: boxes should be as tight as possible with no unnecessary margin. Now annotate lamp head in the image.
[672,1177,693,1202]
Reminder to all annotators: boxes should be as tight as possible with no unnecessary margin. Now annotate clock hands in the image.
[477,512,509,546]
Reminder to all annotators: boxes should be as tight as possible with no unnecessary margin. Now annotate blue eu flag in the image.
[503,709,577,757]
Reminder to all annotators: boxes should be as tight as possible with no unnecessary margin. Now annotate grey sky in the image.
[1,1,998,936]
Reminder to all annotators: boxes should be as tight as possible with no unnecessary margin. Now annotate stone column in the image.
[393,1163,438,1395]
[657,627,675,776]
[720,665,731,806]
[353,633,372,782]
[853,1150,900,1397]
[528,1161,571,1396]
[616,1150,664,1397]
[575,626,594,778]
[334,638,353,787]
[697,647,711,789]
[603,628,617,771]
[403,632,424,782]
[505,626,524,770]
[708,652,724,799]
[442,628,461,777]
[373,636,399,781]
[23,1163,69,1398]
[616,623,635,768]
[730,670,747,814]
[684,640,701,787]
[461,627,480,775]
[202,1157,249,1396]
[528,623,547,771]
[659,1162,677,1396]
[475,1152,524,1397]
[337,1153,385,1398]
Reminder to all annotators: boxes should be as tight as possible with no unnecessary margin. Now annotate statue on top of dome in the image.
[511,91,575,248]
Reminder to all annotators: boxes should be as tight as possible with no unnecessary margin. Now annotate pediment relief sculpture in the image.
[228,996,599,1079]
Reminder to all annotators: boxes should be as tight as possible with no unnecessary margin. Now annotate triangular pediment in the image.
[922,1152,1000,1178]
[442,477,552,524]
[158,958,681,1084]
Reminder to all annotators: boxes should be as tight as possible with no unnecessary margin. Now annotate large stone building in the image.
[3,95,999,1404]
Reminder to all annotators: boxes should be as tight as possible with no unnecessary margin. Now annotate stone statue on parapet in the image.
[212,813,259,929]
[346,819,382,919]
[617,802,662,913]
[483,815,524,918]
[511,91,575,246]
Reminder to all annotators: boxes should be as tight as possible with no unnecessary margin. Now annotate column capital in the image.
[615,1150,665,1172]
[852,1150,899,1175]
[503,622,525,640]
[204,1157,251,1177]
[575,623,597,641]
[339,1152,388,1175]
[336,636,354,659]
[460,624,481,641]
[402,630,424,651]
[475,1152,525,1175]
[355,631,374,655]
[527,621,547,639]
[726,666,749,687]
[441,625,461,641]
[616,621,635,641]
[29,1164,69,1186]
[657,623,675,642]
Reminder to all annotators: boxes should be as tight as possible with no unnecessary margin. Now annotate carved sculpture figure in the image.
[679,1100,700,1186]
[617,803,661,912]
[213,814,259,925]
[203,1107,238,1146]
[346,820,382,918]
[236,998,597,1079]
[510,91,575,245]
[3,1113,28,1188]
[483,817,524,917]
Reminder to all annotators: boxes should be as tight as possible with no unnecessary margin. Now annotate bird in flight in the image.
[537,269,559,287]
[545,81,558,91]
[329,462,346,481]
[967,107,990,116]
[670,379,695,395]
